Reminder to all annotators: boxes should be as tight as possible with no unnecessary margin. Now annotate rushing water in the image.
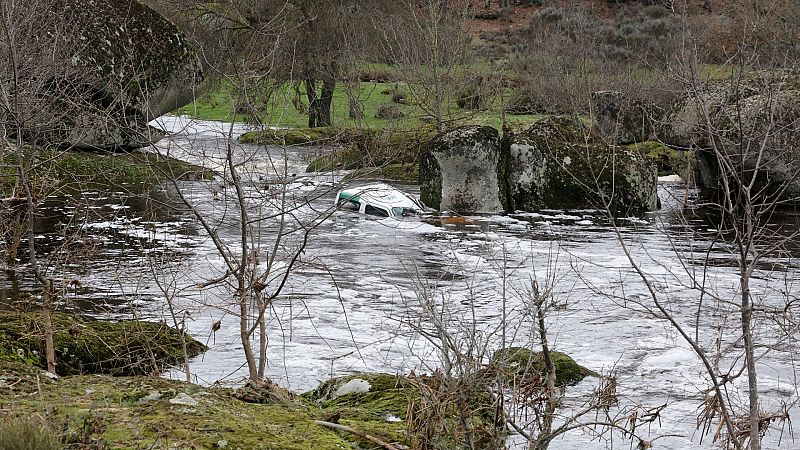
[3,116,799,449]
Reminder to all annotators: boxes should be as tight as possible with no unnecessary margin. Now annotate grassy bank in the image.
[1,149,212,195]
[176,80,541,131]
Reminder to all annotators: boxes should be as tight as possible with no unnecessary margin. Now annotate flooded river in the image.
[2,116,799,449]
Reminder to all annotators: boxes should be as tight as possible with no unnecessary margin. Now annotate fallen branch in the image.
[314,420,403,450]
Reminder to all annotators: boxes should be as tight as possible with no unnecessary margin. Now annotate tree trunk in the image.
[306,76,335,128]
[306,77,319,128]
[43,280,56,374]
[741,270,761,450]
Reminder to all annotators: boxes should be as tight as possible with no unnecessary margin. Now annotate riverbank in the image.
[1,147,212,197]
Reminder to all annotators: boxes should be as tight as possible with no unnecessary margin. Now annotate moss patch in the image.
[492,347,598,386]
[304,373,412,447]
[0,360,349,450]
[629,141,695,177]
[2,148,211,196]
[0,312,206,376]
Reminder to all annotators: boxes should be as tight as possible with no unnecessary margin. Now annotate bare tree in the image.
[377,0,477,131]
[0,0,88,373]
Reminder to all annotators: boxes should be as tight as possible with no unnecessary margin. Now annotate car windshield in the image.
[392,207,416,217]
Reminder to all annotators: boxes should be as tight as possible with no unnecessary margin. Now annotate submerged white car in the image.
[335,183,424,218]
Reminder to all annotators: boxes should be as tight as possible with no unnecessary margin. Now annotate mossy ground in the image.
[304,373,413,446]
[0,312,206,376]
[0,360,350,450]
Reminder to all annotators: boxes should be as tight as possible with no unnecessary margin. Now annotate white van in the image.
[335,183,424,218]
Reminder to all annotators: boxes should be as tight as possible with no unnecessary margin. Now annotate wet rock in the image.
[138,391,163,403]
[507,117,659,212]
[233,379,296,405]
[420,125,508,213]
[591,91,662,145]
[16,0,202,150]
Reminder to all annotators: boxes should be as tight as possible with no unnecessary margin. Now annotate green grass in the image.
[175,79,542,131]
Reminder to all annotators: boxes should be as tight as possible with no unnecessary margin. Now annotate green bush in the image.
[375,103,404,119]
[0,418,61,450]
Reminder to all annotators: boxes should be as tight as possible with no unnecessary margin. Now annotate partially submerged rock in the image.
[508,117,659,212]
[660,74,800,199]
[0,312,206,376]
[287,127,432,185]
[492,347,598,386]
[420,125,508,213]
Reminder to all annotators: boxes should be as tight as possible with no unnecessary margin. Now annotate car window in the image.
[337,196,360,211]
[364,204,389,217]
[392,207,415,217]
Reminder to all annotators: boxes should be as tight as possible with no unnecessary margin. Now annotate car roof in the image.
[337,183,422,211]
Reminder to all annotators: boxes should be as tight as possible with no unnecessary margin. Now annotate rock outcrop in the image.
[14,0,202,150]
[508,117,659,213]
[420,126,508,214]
[661,75,800,198]
[419,119,659,214]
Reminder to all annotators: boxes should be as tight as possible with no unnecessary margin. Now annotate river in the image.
[2,115,798,449]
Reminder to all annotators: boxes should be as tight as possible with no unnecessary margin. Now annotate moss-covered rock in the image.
[239,127,343,146]
[492,347,598,386]
[0,312,206,376]
[301,127,434,176]
[629,141,696,178]
[18,0,202,150]
[507,116,659,213]
[0,360,349,449]
[305,147,364,172]
[420,125,508,213]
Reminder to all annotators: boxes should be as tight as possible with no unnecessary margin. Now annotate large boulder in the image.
[420,126,508,214]
[591,91,663,145]
[9,0,202,150]
[508,116,659,213]
[662,75,800,198]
